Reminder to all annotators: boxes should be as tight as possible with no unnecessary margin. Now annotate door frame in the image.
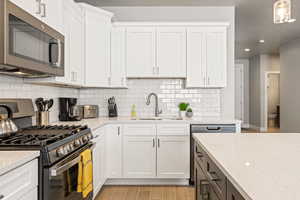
[263,71,280,131]
[235,64,244,125]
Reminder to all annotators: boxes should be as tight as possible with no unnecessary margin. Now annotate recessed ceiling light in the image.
[244,48,251,52]
[259,40,265,43]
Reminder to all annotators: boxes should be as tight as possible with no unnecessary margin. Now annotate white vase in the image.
[179,111,186,119]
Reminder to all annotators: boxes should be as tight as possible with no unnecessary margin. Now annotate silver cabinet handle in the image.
[0,195,4,200]
[152,138,155,147]
[108,77,111,85]
[117,126,120,136]
[208,77,210,85]
[158,138,160,148]
[41,3,46,17]
[36,0,42,14]
[153,67,156,75]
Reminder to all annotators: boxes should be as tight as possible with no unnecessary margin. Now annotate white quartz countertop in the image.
[53,117,240,131]
[193,133,300,200]
[0,151,40,176]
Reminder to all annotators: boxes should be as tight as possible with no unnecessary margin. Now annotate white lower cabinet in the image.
[106,124,122,178]
[92,127,106,198]
[0,159,38,200]
[121,123,190,180]
[123,136,156,178]
[157,136,190,178]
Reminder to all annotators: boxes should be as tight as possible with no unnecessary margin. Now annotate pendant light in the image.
[273,0,296,24]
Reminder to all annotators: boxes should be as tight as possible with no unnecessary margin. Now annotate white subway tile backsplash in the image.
[0,75,79,123]
[79,79,221,118]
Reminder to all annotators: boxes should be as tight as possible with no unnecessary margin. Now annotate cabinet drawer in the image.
[93,126,106,138]
[123,124,156,136]
[206,157,227,200]
[0,159,38,200]
[227,180,245,200]
[194,141,207,171]
[157,124,189,136]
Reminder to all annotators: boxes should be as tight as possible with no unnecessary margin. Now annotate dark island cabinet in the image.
[227,181,246,200]
[194,138,245,200]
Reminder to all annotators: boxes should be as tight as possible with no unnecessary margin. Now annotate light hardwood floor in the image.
[95,186,195,200]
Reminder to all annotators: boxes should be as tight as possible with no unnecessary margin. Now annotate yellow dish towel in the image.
[77,149,93,198]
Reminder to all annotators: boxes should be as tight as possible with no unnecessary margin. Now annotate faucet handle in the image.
[158,109,163,115]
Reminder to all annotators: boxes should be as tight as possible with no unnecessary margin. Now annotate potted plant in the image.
[178,102,189,119]
[186,107,193,118]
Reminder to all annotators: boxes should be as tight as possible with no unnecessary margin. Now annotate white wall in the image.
[280,38,300,132]
[103,6,236,119]
[248,54,280,130]
[235,59,250,127]
[0,75,79,123]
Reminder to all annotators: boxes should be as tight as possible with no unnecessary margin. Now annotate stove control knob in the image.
[69,143,74,151]
[74,139,81,147]
[82,136,88,142]
[56,147,65,157]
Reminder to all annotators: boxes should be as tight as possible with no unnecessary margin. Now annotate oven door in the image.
[43,144,94,200]
[2,0,64,77]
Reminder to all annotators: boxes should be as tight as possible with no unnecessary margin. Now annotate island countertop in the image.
[0,151,40,176]
[193,133,300,200]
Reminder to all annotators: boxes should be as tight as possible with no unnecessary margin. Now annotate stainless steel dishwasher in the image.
[190,124,236,185]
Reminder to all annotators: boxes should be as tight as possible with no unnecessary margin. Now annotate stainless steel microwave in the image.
[0,0,64,77]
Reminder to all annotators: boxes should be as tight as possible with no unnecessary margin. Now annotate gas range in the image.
[0,125,93,166]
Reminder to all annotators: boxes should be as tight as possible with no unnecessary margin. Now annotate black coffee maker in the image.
[59,98,82,121]
[108,97,118,117]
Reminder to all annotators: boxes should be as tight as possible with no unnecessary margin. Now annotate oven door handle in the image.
[50,156,81,176]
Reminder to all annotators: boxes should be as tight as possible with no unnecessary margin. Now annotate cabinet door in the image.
[156,27,186,78]
[106,125,122,178]
[92,132,106,198]
[227,180,245,200]
[111,27,127,88]
[41,0,63,33]
[205,27,227,88]
[157,136,190,178]
[69,7,84,86]
[10,0,41,19]
[123,136,157,178]
[126,27,156,77]
[186,28,207,88]
[84,9,111,87]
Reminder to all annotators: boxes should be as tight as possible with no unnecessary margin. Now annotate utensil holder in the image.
[36,111,50,126]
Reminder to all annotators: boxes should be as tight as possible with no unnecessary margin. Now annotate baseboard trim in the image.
[105,178,190,186]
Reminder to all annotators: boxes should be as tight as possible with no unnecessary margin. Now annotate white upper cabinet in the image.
[9,0,41,19]
[82,4,113,88]
[186,26,228,88]
[40,0,63,33]
[125,26,187,78]
[126,27,156,78]
[110,27,127,88]
[10,0,63,33]
[156,27,187,78]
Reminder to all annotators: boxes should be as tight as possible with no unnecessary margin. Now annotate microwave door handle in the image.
[49,42,54,65]
[50,156,81,176]
[56,40,62,67]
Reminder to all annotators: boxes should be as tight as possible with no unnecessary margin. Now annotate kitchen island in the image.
[193,133,300,200]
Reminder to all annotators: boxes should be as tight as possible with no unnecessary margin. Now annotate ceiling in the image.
[76,0,300,59]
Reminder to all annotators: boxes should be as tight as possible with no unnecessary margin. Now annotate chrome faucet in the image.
[146,93,162,117]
